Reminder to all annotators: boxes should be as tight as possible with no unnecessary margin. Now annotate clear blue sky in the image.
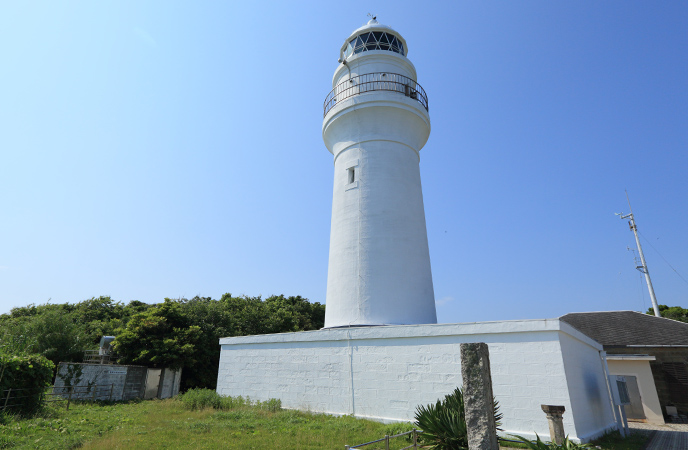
[1,1,686,322]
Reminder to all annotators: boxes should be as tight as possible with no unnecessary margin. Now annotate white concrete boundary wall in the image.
[217,320,617,443]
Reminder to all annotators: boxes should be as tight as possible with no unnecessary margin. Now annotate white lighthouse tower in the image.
[322,19,437,328]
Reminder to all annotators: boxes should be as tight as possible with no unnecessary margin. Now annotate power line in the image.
[638,230,688,286]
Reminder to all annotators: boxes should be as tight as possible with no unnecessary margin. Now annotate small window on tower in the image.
[348,167,355,184]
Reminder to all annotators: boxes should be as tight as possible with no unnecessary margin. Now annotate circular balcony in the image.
[323,72,428,118]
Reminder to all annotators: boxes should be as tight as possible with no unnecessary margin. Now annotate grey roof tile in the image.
[559,311,688,346]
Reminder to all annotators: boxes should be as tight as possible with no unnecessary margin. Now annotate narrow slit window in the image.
[348,167,355,184]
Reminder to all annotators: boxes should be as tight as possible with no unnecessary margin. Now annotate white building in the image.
[216,20,619,443]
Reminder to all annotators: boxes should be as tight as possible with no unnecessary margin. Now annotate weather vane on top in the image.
[367,13,377,21]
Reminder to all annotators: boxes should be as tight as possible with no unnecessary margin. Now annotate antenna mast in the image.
[617,191,661,317]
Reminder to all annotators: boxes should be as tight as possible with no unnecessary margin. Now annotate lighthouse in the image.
[322,19,437,327]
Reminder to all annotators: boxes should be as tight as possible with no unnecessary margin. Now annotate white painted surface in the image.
[216,319,618,443]
[607,358,664,425]
[558,331,618,440]
[322,22,436,327]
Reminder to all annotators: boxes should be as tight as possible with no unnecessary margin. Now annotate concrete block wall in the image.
[217,320,618,442]
[54,363,180,401]
[157,368,182,399]
[54,363,147,401]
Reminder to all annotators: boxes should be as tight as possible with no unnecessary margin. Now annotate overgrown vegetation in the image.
[0,395,410,449]
[178,388,281,412]
[0,396,648,450]
[414,387,502,450]
[0,294,325,391]
[0,353,54,416]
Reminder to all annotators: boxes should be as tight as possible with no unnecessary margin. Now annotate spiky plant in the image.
[414,387,502,450]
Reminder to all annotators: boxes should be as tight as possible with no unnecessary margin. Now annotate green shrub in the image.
[177,388,281,412]
[0,353,55,416]
[178,388,223,410]
[414,387,502,450]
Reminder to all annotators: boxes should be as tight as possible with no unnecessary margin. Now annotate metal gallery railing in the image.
[345,428,422,450]
[83,349,117,364]
[324,72,428,117]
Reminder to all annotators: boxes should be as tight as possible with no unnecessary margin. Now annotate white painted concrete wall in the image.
[607,358,664,425]
[217,320,618,443]
[558,330,618,440]
[322,22,436,327]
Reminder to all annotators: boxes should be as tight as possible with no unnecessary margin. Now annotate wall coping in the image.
[219,318,602,350]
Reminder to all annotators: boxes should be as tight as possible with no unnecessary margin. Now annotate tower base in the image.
[217,319,618,443]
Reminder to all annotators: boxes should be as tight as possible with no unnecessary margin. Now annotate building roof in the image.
[559,311,688,347]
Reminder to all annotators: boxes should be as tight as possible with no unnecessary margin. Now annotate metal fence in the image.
[1,383,117,413]
[83,349,116,364]
[323,72,428,117]
[345,428,422,450]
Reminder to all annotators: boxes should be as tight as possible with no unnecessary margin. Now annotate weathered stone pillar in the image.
[541,405,566,445]
[461,342,499,450]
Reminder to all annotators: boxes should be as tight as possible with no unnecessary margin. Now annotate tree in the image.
[0,307,89,366]
[647,305,688,323]
[113,299,201,370]
[178,294,325,390]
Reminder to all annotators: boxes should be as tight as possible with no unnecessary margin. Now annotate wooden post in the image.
[92,384,97,402]
[109,383,114,402]
[66,386,73,411]
[3,388,11,409]
[385,435,389,450]
[413,428,418,448]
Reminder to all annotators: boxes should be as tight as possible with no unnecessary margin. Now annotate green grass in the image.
[0,394,649,450]
[0,396,413,449]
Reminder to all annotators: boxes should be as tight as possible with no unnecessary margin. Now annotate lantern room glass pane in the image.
[345,32,405,58]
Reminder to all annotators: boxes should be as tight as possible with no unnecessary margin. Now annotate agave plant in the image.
[510,433,592,449]
[414,387,502,450]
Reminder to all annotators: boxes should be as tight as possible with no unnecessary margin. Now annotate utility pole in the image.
[617,192,661,317]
